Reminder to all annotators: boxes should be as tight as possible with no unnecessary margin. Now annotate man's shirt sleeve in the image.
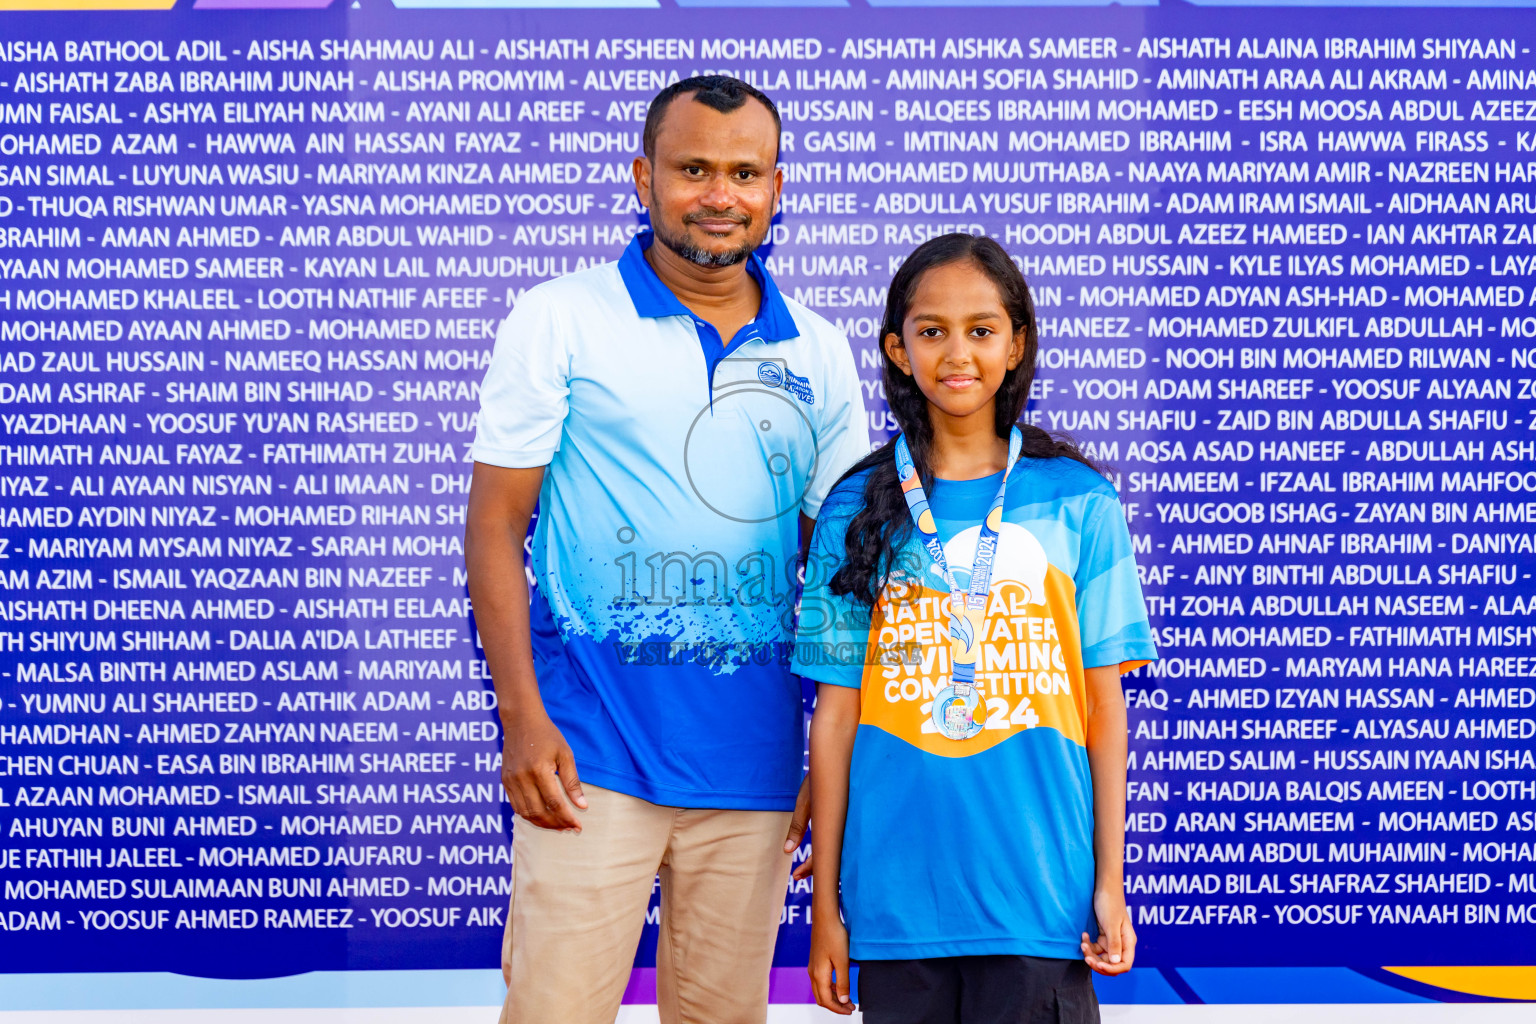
[472,288,570,469]
[791,489,872,689]
[1075,491,1158,673]
[802,337,871,518]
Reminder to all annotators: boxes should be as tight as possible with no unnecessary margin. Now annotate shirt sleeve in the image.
[801,334,870,518]
[1075,492,1158,673]
[471,287,570,469]
[791,490,872,689]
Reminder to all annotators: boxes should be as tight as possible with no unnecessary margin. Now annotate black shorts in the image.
[858,954,1099,1024]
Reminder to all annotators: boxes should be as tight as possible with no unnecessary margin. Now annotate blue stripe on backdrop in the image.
[1095,968,1188,1005]
[866,0,1154,6]
[1186,0,1536,6]
[0,966,1461,1009]
[389,0,659,7]
[676,0,849,7]
[1174,968,1438,1004]
[0,971,506,1011]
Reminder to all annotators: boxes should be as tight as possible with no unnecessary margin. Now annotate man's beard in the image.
[653,213,759,268]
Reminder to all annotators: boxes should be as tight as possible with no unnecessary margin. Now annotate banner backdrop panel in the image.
[0,2,1533,1007]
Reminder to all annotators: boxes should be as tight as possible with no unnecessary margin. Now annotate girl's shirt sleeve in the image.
[791,486,871,689]
[1074,491,1158,673]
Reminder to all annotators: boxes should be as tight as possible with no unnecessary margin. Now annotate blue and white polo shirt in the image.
[473,233,870,810]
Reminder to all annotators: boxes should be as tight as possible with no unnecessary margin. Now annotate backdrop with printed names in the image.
[0,0,1533,1006]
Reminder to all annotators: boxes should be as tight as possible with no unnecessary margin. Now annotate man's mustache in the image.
[683,209,750,225]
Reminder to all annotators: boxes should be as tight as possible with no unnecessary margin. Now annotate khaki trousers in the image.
[499,784,794,1024]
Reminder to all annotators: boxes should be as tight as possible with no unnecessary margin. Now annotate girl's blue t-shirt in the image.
[792,456,1157,961]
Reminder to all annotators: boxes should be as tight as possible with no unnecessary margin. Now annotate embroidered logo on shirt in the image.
[782,367,816,406]
[756,361,816,406]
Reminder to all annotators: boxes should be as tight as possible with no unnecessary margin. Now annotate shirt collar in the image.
[616,231,798,342]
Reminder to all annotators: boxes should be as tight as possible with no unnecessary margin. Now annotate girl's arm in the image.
[1082,663,1136,976]
[808,682,861,1014]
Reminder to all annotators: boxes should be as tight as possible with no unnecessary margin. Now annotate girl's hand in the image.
[1082,888,1136,976]
[809,916,854,1014]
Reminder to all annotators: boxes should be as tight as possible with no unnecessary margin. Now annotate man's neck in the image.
[644,237,761,317]
[928,405,1007,481]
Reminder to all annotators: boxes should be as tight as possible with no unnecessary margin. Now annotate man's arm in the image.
[465,462,587,832]
[780,511,818,874]
[1083,663,1134,974]
[801,332,871,521]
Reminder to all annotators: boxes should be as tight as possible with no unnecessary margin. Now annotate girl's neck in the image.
[927,402,1007,480]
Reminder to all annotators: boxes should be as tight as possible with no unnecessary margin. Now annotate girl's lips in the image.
[940,376,978,390]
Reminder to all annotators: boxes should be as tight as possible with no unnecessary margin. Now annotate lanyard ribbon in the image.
[894,427,1023,738]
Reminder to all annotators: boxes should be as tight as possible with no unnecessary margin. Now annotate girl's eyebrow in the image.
[910,310,1004,323]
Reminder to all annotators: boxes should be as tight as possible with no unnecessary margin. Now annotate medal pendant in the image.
[931,684,983,741]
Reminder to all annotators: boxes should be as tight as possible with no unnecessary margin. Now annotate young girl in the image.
[793,233,1156,1023]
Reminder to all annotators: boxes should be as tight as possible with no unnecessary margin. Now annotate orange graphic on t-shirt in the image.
[859,566,1087,759]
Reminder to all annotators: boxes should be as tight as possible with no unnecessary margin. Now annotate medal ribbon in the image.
[893,426,1023,695]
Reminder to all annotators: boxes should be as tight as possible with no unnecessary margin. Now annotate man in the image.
[465,76,869,1024]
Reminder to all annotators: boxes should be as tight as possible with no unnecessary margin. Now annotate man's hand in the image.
[500,711,587,832]
[808,915,854,1014]
[1082,887,1136,976]
[786,773,812,880]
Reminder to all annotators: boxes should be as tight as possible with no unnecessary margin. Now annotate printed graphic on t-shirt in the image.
[861,521,1087,758]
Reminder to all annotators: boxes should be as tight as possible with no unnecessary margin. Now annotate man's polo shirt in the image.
[473,234,870,810]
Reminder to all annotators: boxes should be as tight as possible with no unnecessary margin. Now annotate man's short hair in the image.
[642,75,781,161]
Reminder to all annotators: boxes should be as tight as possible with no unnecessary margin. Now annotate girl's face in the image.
[883,259,1027,425]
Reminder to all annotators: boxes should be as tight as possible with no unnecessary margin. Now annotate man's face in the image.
[633,96,782,268]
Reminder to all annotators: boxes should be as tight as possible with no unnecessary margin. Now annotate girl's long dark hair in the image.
[829,232,1101,610]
